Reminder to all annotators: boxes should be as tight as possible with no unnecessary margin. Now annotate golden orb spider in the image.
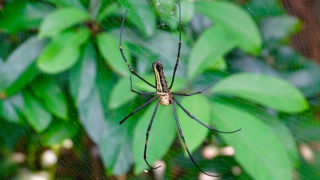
[119,0,241,177]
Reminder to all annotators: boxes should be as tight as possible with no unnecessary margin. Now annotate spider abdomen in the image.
[159,93,172,106]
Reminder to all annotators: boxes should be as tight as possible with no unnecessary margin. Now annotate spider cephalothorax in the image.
[118,0,241,177]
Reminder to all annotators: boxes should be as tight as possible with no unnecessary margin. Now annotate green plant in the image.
[0,0,319,179]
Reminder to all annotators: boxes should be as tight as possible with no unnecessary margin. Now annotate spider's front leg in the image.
[172,86,210,97]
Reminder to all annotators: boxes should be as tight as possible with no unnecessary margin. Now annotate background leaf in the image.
[99,123,133,176]
[0,2,52,33]
[39,7,90,38]
[0,37,46,96]
[41,120,78,145]
[195,1,262,54]
[120,0,156,36]
[22,93,52,133]
[37,29,90,74]
[30,78,68,120]
[109,76,137,109]
[97,33,131,76]
[211,100,292,180]
[188,25,237,79]
[211,73,309,113]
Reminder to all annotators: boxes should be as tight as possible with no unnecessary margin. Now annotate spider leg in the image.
[130,76,155,96]
[169,0,182,89]
[172,102,219,177]
[173,84,212,96]
[120,10,155,89]
[120,96,158,124]
[173,91,203,96]
[173,98,242,133]
[144,100,161,169]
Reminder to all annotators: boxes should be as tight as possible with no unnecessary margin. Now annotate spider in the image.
[119,0,241,177]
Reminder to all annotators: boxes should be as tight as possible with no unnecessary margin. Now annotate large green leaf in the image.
[0,37,46,96]
[78,87,106,143]
[74,43,97,104]
[221,98,299,168]
[176,95,210,154]
[31,78,68,120]
[37,29,90,74]
[211,101,291,180]
[188,25,237,78]
[120,0,156,36]
[109,76,137,109]
[22,93,52,133]
[211,73,309,113]
[99,122,133,176]
[133,103,176,174]
[38,7,90,38]
[96,33,131,76]
[195,1,261,54]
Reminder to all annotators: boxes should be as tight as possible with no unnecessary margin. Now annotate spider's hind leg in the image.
[172,102,219,177]
[144,100,161,170]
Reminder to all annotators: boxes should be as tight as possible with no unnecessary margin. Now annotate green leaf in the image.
[22,93,52,133]
[222,98,299,168]
[97,33,131,76]
[209,57,227,71]
[246,0,284,21]
[176,95,210,154]
[120,0,156,36]
[38,7,90,38]
[211,73,309,113]
[188,25,237,78]
[42,120,78,145]
[37,29,90,74]
[78,87,106,143]
[110,77,137,109]
[0,37,46,95]
[31,78,68,120]
[98,2,119,21]
[42,0,85,9]
[133,103,176,174]
[69,43,97,104]
[262,114,299,167]
[180,0,195,24]
[77,43,97,104]
[195,1,262,54]
[0,95,23,123]
[0,2,52,33]
[99,123,133,176]
[4,64,39,97]
[211,100,291,180]
[154,0,177,29]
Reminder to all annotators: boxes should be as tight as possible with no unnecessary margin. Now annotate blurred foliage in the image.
[0,0,319,179]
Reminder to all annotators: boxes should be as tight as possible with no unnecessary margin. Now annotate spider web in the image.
[0,0,319,180]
